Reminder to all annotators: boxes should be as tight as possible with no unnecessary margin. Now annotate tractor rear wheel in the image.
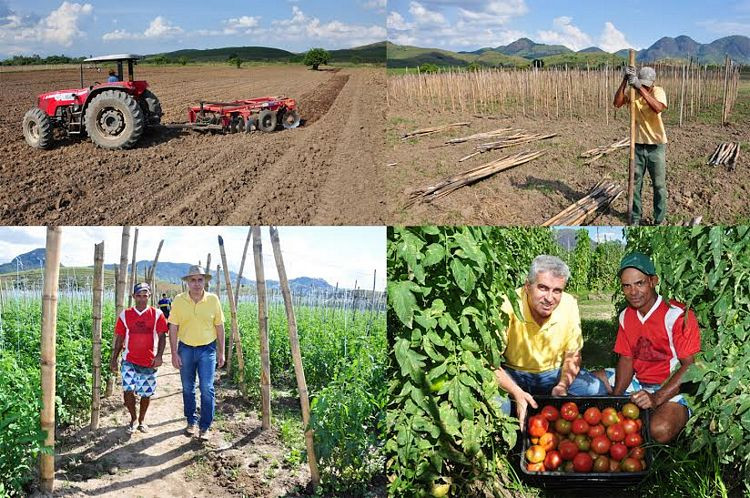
[22,107,53,149]
[85,90,145,149]
[140,89,163,126]
[258,109,277,133]
[281,109,301,129]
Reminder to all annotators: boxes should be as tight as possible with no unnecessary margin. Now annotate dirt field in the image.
[1,65,386,225]
[385,82,750,226]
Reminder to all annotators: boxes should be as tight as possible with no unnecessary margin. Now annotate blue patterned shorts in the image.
[121,360,157,397]
[604,368,689,413]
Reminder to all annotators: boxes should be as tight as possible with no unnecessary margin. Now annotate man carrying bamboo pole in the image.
[168,265,226,440]
[109,283,168,433]
[614,65,669,225]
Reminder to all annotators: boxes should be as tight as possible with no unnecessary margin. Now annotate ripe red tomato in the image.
[573,434,590,451]
[544,450,563,471]
[635,418,643,431]
[573,452,593,473]
[610,443,628,461]
[554,418,572,435]
[593,455,610,473]
[591,435,611,455]
[601,407,619,427]
[583,407,602,425]
[541,405,560,422]
[622,402,640,420]
[620,457,643,472]
[528,415,549,438]
[629,446,646,460]
[525,444,546,463]
[571,418,590,435]
[624,432,643,448]
[558,439,579,460]
[539,432,559,452]
[560,402,579,421]
[621,419,638,435]
[527,462,545,472]
[587,423,605,438]
[606,423,625,442]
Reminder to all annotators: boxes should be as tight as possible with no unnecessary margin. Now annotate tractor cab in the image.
[82,54,141,86]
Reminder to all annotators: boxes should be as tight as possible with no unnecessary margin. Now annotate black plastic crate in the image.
[517,395,652,488]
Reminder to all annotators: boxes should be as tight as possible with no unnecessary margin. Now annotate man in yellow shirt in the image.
[168,265,226,440]
[494,255,606,425]
[614,65,669,225]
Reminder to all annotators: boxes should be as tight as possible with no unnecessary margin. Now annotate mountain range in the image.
[0,248,335,292]
[388,35,750,68]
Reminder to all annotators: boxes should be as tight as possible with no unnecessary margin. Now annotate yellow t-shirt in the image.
[168,291,225,346]
[626,86,668,145]
[498,287,583,373]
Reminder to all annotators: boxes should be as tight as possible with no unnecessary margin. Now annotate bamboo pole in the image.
[205,254,212,292]
[628,50,636,225]
[147,240,163,307]
[721,55,730,124]
[679,63,686,127]
[106,226,130,397]
[127,228,139,307]
[90,241,104,431]
[227,228,252,371]
[218,236,245,391]
[40,226,62,494]
[215,264,221,301]
[269,226,320,487]
[253,227,271,430]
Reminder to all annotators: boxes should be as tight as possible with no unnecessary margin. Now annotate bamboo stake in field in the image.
[227,228,252,372]
[215,264,221,301]
[252,227,271,430]
[90,241,104,431]
[40,226,62,493]
[627,49,636,225]
[106,226,130,397]
[127,228,139,307]
[146,240,163,307]
[218,236,245,392]
[205,253,212,292]
[721,55,730,124]
[269,226,320,488]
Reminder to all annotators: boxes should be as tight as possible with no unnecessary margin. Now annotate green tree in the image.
[303,47,331,70]
[589,240,624,292]
[227,56,242,68]
[418,63,440,74]
[177,56,188,66]
[466,61,481,72]
[567,229,592,292]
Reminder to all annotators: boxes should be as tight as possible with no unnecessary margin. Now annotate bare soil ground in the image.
[1,65,386,225]
[385,83,750,226]
[33,350,311,497]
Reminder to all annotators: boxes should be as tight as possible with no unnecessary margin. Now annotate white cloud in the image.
[363,0,387,10]
[271,6,385,46]
[458,0,528,26]
[537,16,592,51]
[697,19,750,36]
[0,1,93,48]
[102,15,183,41]
[409,1,447,27]
[225,16,260,30]
[598,21,632,52]
[387,11,413,32]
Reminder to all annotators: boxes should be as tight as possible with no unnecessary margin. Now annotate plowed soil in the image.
[385,81,750,226]
[1,65,386,225]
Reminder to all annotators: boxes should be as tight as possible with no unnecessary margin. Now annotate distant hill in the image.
[0,248,52,273]
[146,42,386,65]
[388,35,750,69]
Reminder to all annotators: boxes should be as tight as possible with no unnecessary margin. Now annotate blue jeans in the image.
[178,341,216,431]
[506,367,607,396]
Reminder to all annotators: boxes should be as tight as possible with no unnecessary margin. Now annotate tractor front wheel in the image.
[22,108,53,149]
[257,109,277,133]
[85,90,145,149]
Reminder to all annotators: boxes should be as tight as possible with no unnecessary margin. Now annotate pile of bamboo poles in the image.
[707,142,740,169]
[679,216,703,226]
[459,132,557,162]
[542,180,623,226]
[402,122,470,140]
[580,137,629,164]
[405,150,545,206]
[442,127,517,145]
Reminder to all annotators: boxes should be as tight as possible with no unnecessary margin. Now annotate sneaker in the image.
[138,423,149,433]
[127,421,137,434]
[185,424,196,436]
[198,429,210,441]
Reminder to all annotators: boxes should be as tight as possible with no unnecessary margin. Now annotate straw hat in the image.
[181,265,212,281]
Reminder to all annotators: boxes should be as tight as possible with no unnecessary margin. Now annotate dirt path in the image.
[48,351,310,497]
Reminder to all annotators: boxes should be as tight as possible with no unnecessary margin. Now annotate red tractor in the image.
[22,54,162,150]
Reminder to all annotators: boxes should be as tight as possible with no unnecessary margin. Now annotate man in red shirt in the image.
[594,252,700,443]
[110,283,169,433]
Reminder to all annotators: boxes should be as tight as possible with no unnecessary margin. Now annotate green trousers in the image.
[633,143,667,224]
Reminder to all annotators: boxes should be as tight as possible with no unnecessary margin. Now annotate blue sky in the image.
[0,0,386,58]
[388,0,750,52]
[0,226,386,291]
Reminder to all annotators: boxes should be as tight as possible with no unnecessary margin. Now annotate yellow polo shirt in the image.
[625,86,668,145]
[168,291,225,346]
[498,287,583,373]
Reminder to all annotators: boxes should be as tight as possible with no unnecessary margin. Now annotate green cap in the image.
[619,252,656,276]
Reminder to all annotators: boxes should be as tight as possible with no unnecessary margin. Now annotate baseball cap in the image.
[638,66,656,87]
[133,282,151,294]
[618,252,656,277]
